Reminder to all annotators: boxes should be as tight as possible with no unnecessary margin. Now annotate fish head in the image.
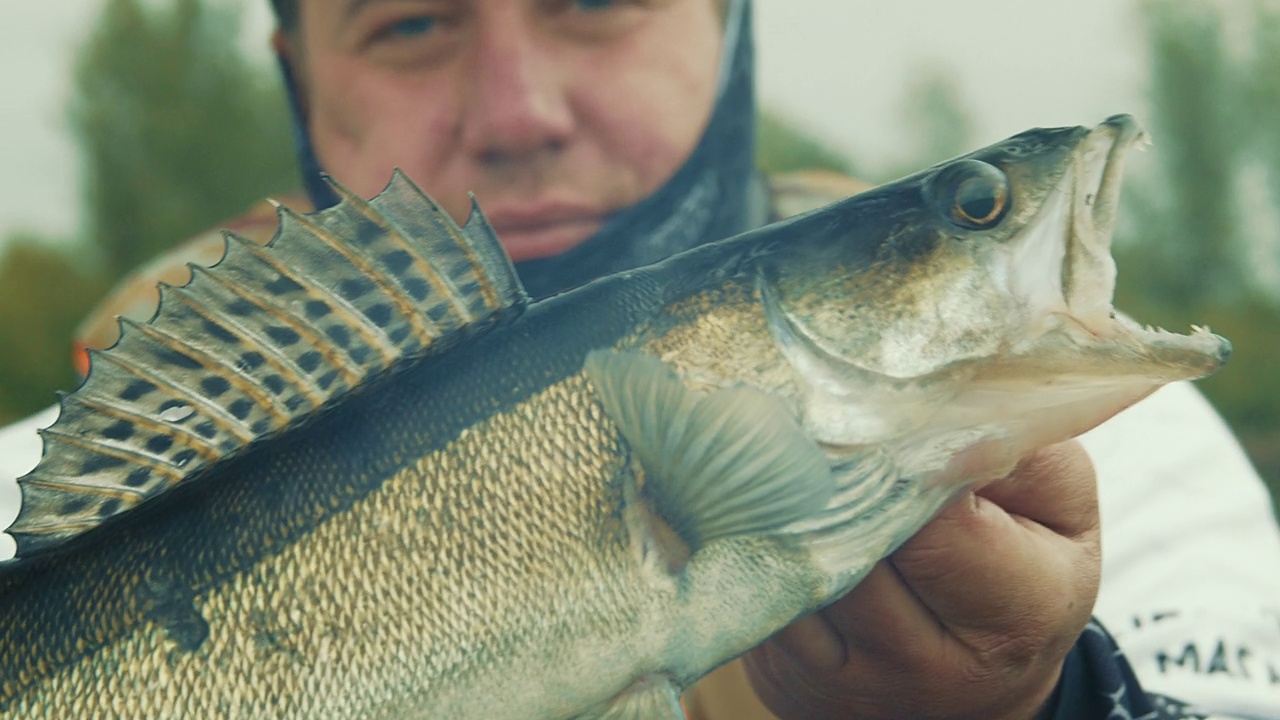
[757,114,1229,476]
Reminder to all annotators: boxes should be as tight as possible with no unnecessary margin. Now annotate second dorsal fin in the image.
[8,171,528,558]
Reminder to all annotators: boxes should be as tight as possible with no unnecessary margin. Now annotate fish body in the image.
[0,115,1228,718]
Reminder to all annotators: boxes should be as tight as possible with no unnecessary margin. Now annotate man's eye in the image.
[556,0,643,40]
[385,16,437,38]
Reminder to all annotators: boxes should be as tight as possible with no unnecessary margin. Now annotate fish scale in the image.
[0,200,683,716]
[6,380,635,718]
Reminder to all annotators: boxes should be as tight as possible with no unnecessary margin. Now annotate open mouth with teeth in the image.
[1012,114,1231,381]
[752,113,1231,453]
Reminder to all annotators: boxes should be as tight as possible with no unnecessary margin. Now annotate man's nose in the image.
[459,19,575,167]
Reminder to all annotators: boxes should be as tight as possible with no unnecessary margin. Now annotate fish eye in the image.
[932,160,1011,230]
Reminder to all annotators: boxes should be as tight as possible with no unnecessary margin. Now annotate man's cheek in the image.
[608,86,713,191]
[315,116,428,198]
[583,106,686,196]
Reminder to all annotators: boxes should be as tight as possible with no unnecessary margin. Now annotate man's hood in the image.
[279,0,764,300]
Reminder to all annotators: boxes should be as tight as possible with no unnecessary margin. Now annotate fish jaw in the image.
[752,115,1230,496]
[972,115,1230,431]
[924,116,1232,486]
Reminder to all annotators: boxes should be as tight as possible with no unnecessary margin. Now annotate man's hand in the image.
[742,441,1102,720]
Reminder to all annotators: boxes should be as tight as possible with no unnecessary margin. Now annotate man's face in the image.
[280,0,723,261]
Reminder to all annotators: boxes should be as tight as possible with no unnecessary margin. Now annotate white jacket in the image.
[1082,382,1280,717]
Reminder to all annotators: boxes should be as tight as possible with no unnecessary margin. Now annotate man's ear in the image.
[272,29,309,117]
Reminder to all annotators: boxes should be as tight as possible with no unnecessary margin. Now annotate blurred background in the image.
[0,0,1276,516]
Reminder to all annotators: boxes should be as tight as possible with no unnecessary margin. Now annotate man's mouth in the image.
[484,203,610,261]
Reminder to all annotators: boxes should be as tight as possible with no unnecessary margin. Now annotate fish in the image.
[0,114,1228,719]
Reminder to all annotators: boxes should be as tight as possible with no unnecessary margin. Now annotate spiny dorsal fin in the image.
[9,171,527,558]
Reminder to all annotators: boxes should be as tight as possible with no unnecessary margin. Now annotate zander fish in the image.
[0,115,1229,718]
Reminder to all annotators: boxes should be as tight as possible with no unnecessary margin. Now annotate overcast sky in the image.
[0,0,1149,244]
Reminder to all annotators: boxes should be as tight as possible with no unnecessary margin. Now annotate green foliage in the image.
[71,0,298,280]
[756,66,975,185]
[877,66,976,182]
[1117,0,1280,511]
[1115,280,1280,515]
[1120,1,1246,309]
[0,238,108,425]
[756,110,856,176]
[1245,3,1280,283]
[0,0,297,422]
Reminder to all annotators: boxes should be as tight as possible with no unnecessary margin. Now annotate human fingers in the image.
[758,559,944,674]
[977,439,1099,541]
[889,441,1101,635]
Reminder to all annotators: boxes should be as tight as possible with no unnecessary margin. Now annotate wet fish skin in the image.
[0,115,1229,718]
[0,243,800,719]
[0,278,661,718]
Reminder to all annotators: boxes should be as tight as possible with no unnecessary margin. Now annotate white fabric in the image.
[0,403,55,559]
[0,382,1278,714]
[1084,382,1280,717]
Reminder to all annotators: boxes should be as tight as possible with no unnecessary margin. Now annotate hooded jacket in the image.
[281,0,766,300]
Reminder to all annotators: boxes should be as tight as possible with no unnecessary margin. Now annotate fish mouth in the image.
[1020,114,1231,379]
[1060,114,1142,333]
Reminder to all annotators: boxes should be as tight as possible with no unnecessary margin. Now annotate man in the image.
[2,0,1278,717]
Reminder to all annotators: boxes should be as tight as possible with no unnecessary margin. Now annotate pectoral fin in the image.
[575,676,685,720]
[584,350,833,551]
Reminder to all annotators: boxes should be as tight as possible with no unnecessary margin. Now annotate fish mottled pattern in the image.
[1,373,647,719]
[638,280,802,403]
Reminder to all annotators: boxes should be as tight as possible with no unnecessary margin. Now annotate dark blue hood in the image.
[281,0,763,299]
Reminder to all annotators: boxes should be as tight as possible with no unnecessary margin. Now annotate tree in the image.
[1119,1,1245,310]
[70,0,298,280]
[1116,0,1280,514]
[882,66,976,181]
[756,109,857,177]
[0,238,107,425]
[0,0,298,422]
